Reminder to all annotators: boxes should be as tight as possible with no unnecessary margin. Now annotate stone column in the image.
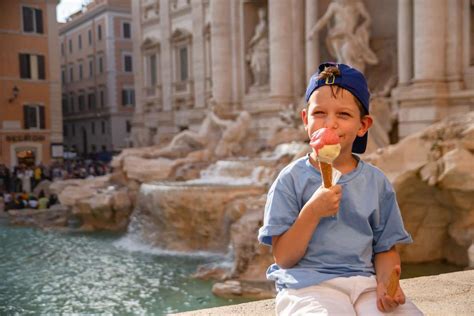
[292,0,305,97]
[46,0,62,144]
[413,0,446,82]
[446,0,463,87]
[160,0,172,111]
[210,0,232,106]
[397,0,413,85]
[191,1,206,108]
[305,0,319,80]
[269,0,293,98]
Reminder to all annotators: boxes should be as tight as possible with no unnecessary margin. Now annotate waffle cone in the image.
[386,268,399,298]
[319,161,333,188]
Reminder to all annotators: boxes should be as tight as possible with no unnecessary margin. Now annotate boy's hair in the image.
[309,65,367,118]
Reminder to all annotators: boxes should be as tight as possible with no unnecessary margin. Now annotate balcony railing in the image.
[172,80,194,109]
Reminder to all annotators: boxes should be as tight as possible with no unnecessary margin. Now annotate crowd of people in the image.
[0,159,111,212]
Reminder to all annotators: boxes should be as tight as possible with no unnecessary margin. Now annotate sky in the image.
[56,0,90,23]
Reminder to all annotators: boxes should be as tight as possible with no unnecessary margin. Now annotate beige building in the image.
[0,0,62,168]
[131,0,474,149]
[60,0,134,156]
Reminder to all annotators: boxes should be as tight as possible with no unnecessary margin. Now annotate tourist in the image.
[0,193,4,212]
[48,194,58,207]
[38,191,49,210]
[28,195,38,209]
[258,63,422,315]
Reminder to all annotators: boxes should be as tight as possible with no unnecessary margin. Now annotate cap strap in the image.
[325,74,335,84]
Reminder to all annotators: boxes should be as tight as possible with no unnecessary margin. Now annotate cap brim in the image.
[352,133,368,154]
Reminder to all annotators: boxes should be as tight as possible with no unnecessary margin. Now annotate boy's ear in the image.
[358,115,373,137]
[301,107,308,130]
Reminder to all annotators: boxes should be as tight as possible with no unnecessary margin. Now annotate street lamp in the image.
[8,86,20,103]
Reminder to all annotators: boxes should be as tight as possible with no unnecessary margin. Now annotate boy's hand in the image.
[376,265,406,313]
[306,184,342,218]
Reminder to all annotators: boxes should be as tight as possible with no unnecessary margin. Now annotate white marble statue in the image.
[308,0,378,72]
[246,7,270,88]
[149,108,252,159]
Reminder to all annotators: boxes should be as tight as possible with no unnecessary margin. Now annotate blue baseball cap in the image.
[305,62,370,154]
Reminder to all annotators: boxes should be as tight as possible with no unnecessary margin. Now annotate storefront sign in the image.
[5,135,46,142]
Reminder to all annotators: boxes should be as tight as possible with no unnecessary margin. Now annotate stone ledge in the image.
[173,270,474,316]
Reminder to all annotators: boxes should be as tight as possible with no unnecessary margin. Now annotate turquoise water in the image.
[0,225,250,315]
[0,224,465,315]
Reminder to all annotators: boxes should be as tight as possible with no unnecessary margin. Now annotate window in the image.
[148,54,157,86]
[126,120,131,133]
[69,64,74,82]
[97,25,102,40]
[91,122,95,135]
[98,56,103,73]
[78,93,85,111]
[19,54,45,80]
[72,123,75,137]
[99,89,105,107]
[471,2,474,65]
[88,29,92,45]
[62,95,68,114]
[22,6,43,34]
[69,93,75,112]
[88,91,96,110]
[78,34,82,50]
[79,63,83,80]
[122,89,135,106]
[88,57,94,77]
[124,54,133,72]
[23,105,45,129]
[178,46,188,81]
[101,121,106,134]
[69,39,72,53]
[61,43,64,56]
[123,22,131,38]
[64,124,68,137]
[61,68,66,84]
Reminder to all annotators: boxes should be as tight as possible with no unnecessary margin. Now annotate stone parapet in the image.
[173,270,474,316]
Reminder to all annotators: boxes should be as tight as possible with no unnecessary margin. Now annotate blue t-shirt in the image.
[257,155,412,290]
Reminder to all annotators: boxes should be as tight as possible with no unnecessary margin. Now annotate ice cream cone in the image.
[386,268,399,298]
[319,161,333,188]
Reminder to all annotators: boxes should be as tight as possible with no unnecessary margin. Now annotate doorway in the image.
[16,149,36,167]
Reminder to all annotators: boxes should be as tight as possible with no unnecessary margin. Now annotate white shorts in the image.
[275,275,424,316]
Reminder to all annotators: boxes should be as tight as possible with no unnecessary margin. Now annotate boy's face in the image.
[301,85,372,157]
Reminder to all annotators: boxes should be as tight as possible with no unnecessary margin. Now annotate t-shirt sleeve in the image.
[257,176,300,246]
[372,181,413,253]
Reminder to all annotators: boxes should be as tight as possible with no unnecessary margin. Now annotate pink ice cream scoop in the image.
[310,128,340,155]
[309,128,341,188]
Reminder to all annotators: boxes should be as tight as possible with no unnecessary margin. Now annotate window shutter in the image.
[37,55,45,79]
[35,9,43,34]
[39,106,45,129]
[19,54,31,79]
[22,7,33,32]
[122,90,126,105]
[23,105,29,129]
[123,23,131,38]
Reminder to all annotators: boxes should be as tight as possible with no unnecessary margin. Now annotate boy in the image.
[258,62,423,315]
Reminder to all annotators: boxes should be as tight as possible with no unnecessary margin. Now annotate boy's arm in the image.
[272,185,341,269]
[374,246,406,313]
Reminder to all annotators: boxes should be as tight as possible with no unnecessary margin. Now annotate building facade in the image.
[130,0,474,150]
[60,0,134,156]
[0,0,62,168]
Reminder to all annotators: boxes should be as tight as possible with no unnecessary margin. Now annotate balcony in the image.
[143,84,162,107]
[172,80,194,109]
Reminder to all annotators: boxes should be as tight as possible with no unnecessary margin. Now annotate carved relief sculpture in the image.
[308,0,378,72]
[246,7,270,89]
